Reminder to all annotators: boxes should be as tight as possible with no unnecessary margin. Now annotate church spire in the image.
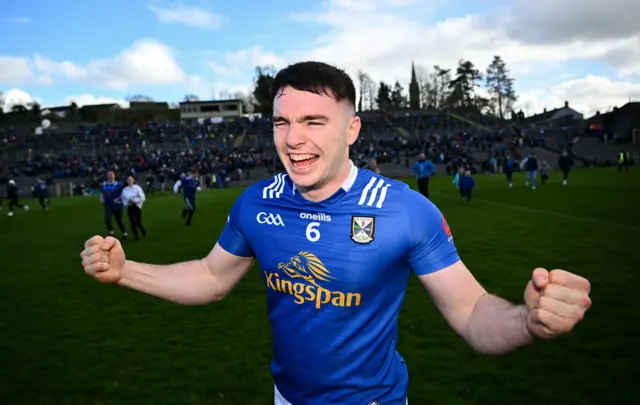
[409,61,420,110]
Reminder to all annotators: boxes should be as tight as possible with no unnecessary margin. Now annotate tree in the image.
[375,81,392,110]
[68,102,79,120]
[414,65,438,109]
[252,65,277,116]
[357,71,366,111]
[485,55,518,119]
[27,101,42,121]
[0,91,4,113]
[126,94,154,102]
[447,59,482,109]
[233,91,256,114]
[356,71,376,111]
[390,81,408,109]
[433,65,452,109]
[366,80,378,111]
[183,94,200,102]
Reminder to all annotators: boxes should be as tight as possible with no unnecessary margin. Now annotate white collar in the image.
[292,160,358,194]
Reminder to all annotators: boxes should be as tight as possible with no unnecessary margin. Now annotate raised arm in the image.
[406,189,591,355]
[418,260,532,355]
[81,188,257,305]
[119,241,254,305]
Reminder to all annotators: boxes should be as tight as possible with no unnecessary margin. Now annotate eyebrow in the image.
[272,114,330,124]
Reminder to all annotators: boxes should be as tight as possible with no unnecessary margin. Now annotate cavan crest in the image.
[351,216,375,244]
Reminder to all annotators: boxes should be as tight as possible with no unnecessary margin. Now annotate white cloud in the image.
[502,0,640,44]
[1,89,131,111]
[32,39,186,90]
[1,89,42,111]
[206,46,286,78]
[4,0,640,117]
[0,56,35,85]
[519,76,640,117]
[148,3,223,29]
[240,0,640,116]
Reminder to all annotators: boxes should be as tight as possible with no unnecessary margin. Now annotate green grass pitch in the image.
[1,168,639,405]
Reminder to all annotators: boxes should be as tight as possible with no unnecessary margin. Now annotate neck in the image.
[298,159,352,203]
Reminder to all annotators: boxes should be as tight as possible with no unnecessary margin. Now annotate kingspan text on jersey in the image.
[264,271,362,309]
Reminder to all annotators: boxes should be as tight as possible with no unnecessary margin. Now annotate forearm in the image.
[118,259,219,306]
[464,294,534,355]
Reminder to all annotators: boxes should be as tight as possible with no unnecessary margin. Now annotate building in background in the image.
[179,99,243,124]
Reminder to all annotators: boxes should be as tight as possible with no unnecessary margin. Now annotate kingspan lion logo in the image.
[277,252,336,287]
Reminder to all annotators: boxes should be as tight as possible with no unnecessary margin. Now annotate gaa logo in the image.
[256,212,285,227]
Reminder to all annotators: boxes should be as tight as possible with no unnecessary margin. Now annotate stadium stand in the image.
[2,89,638,198]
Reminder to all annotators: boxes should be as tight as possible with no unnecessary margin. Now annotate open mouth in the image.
[288,153,319,169]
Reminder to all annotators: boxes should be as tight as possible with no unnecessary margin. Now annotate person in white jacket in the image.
[121,176,147,240]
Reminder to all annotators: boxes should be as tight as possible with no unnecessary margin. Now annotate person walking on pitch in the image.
[81,61,592,405]
[558,151,574,185]
[100,171,128,239]
[411,153,435,198]
[121,176,147,241]
[35,177,50,211]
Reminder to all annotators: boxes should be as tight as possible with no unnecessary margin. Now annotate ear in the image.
[347,115,361,146]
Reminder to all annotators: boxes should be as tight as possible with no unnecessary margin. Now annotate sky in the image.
[1,0,639,117]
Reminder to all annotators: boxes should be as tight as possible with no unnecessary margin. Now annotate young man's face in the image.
[272,86,360,191]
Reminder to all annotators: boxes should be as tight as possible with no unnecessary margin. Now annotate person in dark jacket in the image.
[6,180,29,217]
[558,151,574,185]
[35,177,50,211]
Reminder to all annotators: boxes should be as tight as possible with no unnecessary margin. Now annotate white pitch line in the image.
[431,192,640,233]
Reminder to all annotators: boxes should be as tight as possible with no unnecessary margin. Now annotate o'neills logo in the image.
[299,212,332,222]
[264,252,361,309]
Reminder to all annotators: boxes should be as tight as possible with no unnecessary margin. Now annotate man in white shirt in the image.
[121,176,147,240]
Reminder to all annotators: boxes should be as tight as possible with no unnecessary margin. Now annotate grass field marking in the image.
[431,191,640,233]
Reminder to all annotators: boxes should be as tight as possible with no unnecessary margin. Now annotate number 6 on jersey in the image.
[306,222,321,242]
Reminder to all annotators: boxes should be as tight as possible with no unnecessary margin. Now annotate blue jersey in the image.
[35,183,48,197]
[218,162,460,405]
[504,159,514,172]
[100,181,124,209]
[174,176,201,199]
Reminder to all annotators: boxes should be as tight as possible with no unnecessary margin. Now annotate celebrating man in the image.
[81,61,591,405]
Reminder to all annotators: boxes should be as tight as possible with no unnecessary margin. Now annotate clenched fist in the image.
[524,268,592,340]
[80,235,126,284]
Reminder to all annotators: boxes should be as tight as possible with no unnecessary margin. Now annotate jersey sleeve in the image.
[217,190,254,258]
[172,180,181,194]
[405,189,460,276]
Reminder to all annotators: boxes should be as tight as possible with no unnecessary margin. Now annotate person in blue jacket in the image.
[458,169,476,204]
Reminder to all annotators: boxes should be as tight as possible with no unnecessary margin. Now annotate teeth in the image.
[289,154,317,161]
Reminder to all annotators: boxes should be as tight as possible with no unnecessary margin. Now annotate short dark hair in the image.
[270,61,356,110]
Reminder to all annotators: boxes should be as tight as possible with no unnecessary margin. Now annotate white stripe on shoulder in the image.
[275,174,288,198]
[262,173,288,199]
[358,176,390,208]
